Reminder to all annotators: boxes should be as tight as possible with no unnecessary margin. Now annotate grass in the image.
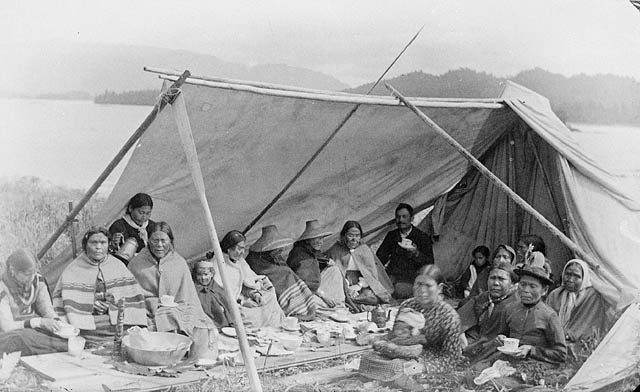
[0,176,104,269]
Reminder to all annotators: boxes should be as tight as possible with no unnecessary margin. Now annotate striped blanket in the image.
[52,254,147,330]
[246,251,316,318]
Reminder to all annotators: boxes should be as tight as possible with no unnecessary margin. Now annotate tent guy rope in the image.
[241,25,425,235]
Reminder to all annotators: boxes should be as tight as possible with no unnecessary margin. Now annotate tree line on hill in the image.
[95,68,640,125]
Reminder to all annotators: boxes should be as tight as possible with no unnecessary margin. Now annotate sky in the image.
[3,0,640,86]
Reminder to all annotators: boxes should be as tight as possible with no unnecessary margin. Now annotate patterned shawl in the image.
[128,248,214,336]
[52,254,147,330]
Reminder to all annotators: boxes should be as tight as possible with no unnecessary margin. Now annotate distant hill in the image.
[347,68,640,125]
[94,89,159,106]
[2,42,349,97]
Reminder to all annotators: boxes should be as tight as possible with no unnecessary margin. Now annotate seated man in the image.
[472,265,566,364]
[376,203,434,299]
[458,262,519,347]
[0,249,67,356]
[546,259,609,342]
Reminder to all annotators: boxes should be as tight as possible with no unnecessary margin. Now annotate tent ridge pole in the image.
[37,70,191,260]
[242,26,424,235]
[386,83,620,289]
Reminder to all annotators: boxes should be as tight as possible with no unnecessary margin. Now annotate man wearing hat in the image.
[458,262,519,347]
[495,265,566,363]
[246,225,317,320]
[376,203,434,299]
[287,220,352,310]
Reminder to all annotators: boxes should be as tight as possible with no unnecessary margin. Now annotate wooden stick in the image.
[385,83,622,290]
[37,70,191,260]
[242,26,426,235]
[156,73,504,109]
[171,93,262,392]
[68,202,78,258]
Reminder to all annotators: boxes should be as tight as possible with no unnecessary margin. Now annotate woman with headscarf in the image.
[53,227,148,345]
[0,249,68,356]
[326,221,393,306]
[546,259,608,342]
[202,230,285,329]
[245,225,317,320]
[108,193,156,264]
[286,220,353,310]
[128,221,216,359]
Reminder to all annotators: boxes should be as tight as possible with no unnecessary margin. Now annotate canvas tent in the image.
[42,69,640,389]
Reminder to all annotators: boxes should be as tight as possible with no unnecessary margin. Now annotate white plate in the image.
[497,346,522,355]
[55,327,80,339]
[221,327,237,337]
[159,302,178,308]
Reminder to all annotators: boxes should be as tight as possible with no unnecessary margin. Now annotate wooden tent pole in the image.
[386,83,620,288]
[171,93,262,392]
[242,26,424,235]
[37,70,191,260]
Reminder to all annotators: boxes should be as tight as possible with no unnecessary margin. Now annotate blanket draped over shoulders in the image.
[52,254,147,330]
[246,251,316,318]
[128,248,213,336]
[326,242,393,302]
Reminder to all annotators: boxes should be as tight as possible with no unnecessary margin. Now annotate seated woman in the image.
[128,222,216,359]
[108,193,156,264]
[245,225,317,320]
[287,220,354,311]
[0,249,67,356]
[209,230,286,329]
[471,265,566,365]
[365,265,463,379]
[53,227,147,346]
[326,221,393,306]
[546,259,608,342]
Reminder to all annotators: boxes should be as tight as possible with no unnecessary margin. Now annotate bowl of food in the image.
[122,331,192,366]
[278,333,302,351]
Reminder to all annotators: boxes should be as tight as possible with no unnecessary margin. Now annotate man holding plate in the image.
[376,203,434,299]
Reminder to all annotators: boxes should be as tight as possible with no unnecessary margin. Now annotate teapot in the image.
[367,304,391,328]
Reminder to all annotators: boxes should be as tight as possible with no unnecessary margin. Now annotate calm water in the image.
[0,98,151,192]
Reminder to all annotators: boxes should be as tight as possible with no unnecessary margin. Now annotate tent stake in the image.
[37,70,191,260]
[386,83,615,284]
[171,93,263,392]
[242,26,424,235]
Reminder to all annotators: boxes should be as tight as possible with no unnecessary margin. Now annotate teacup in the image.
[503,337,520,351]
[316,330,330,345]
[284,316,299,330]
[68,336,85,357]
[160,295,175,305]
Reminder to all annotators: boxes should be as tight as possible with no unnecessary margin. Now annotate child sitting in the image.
[372,307,426,359]
[192,260,231,328]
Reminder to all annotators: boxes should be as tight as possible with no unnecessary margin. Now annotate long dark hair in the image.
[127,193,153,214]
[82,226,112,252]
[340,220,363,237]
[220,230,245,253]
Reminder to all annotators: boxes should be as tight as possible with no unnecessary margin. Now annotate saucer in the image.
[55,327,80,339]
[159,302,178,308]
[282,325,300,332]
[221,327,237,337]
[497,346,522,355]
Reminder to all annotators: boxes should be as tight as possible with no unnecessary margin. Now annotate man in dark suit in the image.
[376,203,434,299]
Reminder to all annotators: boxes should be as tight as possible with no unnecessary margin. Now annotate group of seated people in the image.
[0,192,612,379]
